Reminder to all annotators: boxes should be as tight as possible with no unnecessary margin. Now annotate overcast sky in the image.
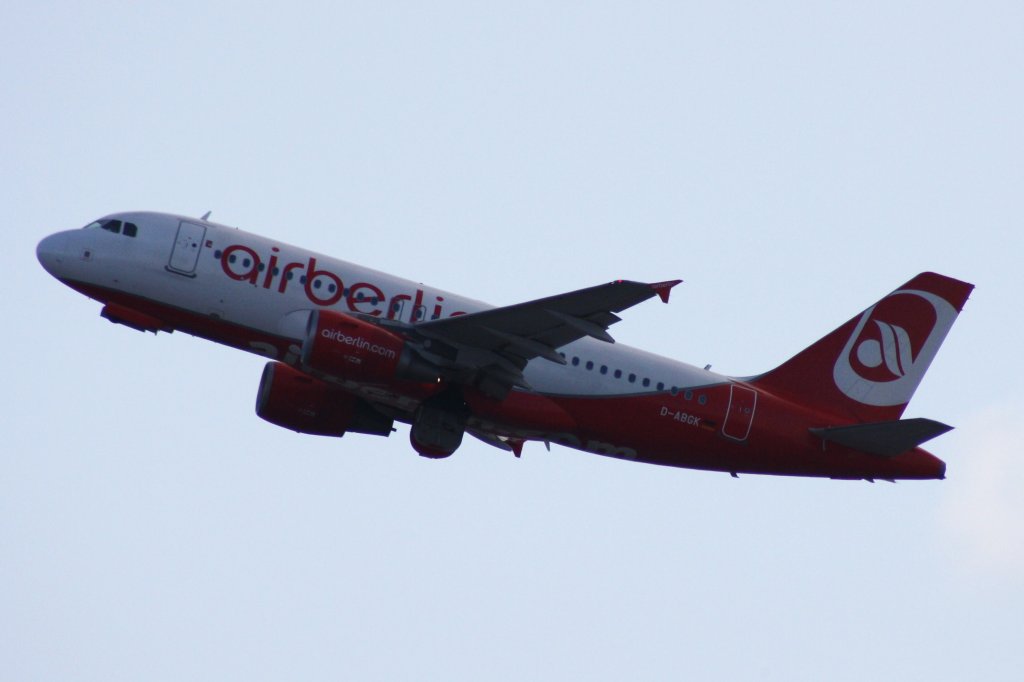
[3,2,1022,680]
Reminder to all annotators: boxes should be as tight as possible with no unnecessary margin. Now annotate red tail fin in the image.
[752,272,974,423]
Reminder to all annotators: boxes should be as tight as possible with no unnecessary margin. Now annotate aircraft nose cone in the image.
[36,233,67,276]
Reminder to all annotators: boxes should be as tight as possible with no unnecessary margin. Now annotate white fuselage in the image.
[39,211,724,400]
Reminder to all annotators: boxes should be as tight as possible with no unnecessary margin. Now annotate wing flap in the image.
[482,327,569,365]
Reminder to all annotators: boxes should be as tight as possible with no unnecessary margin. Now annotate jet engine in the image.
[301,310,438,384]
[255,361,393,437]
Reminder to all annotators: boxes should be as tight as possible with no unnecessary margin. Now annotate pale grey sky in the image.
[3,2,1022,680]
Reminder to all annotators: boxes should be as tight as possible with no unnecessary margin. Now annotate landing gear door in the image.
[167,221,207,276]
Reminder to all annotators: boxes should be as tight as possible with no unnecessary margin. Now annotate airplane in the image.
[36,212,974,481]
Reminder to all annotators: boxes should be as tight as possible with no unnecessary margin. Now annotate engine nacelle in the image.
[301,310,438,384]
[255,362,393,437]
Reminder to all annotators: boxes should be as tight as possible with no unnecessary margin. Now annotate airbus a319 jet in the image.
[37,212,974,481]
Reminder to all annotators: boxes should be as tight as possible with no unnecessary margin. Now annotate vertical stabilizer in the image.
[752,273,974,423]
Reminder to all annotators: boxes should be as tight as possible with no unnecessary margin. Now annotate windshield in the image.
[81,218,138,237]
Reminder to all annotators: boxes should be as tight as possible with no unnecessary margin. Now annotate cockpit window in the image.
[82,218,121,232]
[81,218,138,237]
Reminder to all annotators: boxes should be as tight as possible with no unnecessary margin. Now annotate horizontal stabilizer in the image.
[809,418,953,457]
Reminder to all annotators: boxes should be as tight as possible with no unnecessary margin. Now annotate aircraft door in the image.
[722,384,757,441]
[167,221,207,276]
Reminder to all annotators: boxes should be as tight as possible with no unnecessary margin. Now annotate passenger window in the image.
[642,378,650,387]
[123,222,138,237]
[657,382,665,391]
[585,360,594,370]
[572,357,580,366]
[600,365,608,375]
[628,373,636,383]
[614,369,622,379]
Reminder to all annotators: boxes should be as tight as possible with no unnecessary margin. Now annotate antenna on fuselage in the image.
[200,211,212,221]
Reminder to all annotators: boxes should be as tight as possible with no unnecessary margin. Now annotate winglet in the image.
[650,279,683,303]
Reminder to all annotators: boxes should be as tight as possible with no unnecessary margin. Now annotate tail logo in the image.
[856,320,915,379]
[833,289,958,407]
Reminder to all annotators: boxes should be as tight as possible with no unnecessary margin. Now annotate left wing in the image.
[398,279,681,397]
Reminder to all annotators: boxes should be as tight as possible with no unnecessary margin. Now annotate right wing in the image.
[400,279,681,397]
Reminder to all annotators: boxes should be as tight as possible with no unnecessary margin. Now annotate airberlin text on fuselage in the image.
[219,244,464,319]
